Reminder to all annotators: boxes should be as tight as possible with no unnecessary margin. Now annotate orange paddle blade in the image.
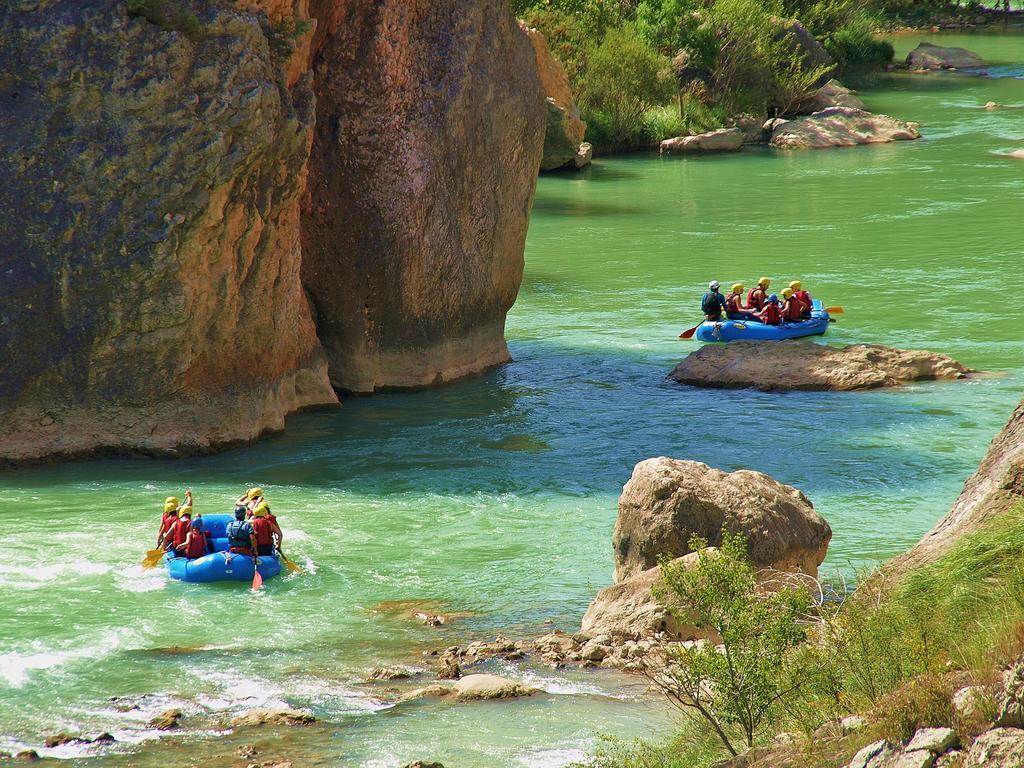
[824,306,844,314]
[252,562,264,591]
[678,323,701,339]
[142,548,164,570]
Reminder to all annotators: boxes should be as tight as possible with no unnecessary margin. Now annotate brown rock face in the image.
[770,107,921,150]
[898,398,1024,570]
[0,0,337,463]
[301,1,546,393]
[581,551,710,642]
[613,457,832,582]
[670,341,971,392]
[519,23,587,171]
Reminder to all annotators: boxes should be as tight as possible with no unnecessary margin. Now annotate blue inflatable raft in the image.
[694,300,830,342]
[165,513,282,583]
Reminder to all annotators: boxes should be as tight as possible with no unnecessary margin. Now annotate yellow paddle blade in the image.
[141,548,164,570]
[824,306,844,314]
[284,558,303,574]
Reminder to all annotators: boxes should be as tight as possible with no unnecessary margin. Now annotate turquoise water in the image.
[1,31,1023,767]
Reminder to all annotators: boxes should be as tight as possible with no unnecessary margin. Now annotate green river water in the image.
[2,31,1023,768]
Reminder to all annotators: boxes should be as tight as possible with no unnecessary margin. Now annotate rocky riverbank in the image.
[669,341,972,392]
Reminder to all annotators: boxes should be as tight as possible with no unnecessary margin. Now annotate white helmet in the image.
[709,280,720,290]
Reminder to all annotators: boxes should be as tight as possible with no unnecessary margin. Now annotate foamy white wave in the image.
[0,650,81,687]
[517,746,590,767]
[0,628,144,688]
[501,666,607,698]
[0,560,112,589]
[285,528,310,542]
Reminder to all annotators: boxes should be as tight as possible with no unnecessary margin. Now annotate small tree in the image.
[578,24,675,146]
[647,532,813,756]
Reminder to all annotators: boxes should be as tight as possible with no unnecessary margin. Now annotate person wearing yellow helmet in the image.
[747,278,771,311]
[167,505,197,556]
[788,280,813,318]
[725,283,754,320]
[157,490,191,547]
[234,486,265,518]
[250,502,278,557]
[780,288,805,322]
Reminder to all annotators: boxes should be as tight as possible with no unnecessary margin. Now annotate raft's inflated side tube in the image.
[695,300,830,343]
[165,513,282,584]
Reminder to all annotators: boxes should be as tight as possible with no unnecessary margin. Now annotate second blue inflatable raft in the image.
[694,300,830,342]
[165,513,282,583]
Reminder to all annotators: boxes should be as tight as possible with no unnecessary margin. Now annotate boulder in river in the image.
[798,79,866,113]
[230,708,316,728]
[519,22,588,171]
[613,457,831,582]
[669,341,971,392]
[661,128,745,154]
[581,551,711,642]
[451,673,539,701]
[769,107,920,150]
[906,42,985,71]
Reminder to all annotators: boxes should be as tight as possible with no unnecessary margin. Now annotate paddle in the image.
[678,323,701,339]
[142,548,165,570]
[824,306,844,314]
[252,557,263,591]
[277,549,303,575]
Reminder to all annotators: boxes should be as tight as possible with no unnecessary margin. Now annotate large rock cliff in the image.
[301,1,545,393]
[898,397,1024,570]
[0,0,546,460]
[0,0,337,462]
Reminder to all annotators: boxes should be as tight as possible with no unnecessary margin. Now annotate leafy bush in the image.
[578,25,676,147]
[718,0,823,114]
[125,0,203,41]
[648,532,813,755]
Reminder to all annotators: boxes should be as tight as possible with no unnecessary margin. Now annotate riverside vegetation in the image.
[577,500,1024,767]
[512,0,1014,153]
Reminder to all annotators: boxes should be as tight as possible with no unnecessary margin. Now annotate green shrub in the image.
[266,17,313,58]
[649,532,813,755]
[125,0,203,41]
[578,25,675,148]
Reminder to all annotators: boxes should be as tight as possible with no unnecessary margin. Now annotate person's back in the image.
[756,295,782,325]
[780,288,803,322]
[169,508,193,553]
[790,281,813,317]
[182,519,208,559]
[251,508,275,557]
[725,283,752,320]
[702,281,726,320]
[226,510,256,556]
[747,278,771,312]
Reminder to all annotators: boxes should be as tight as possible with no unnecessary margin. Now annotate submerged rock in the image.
[661,128,745,154]
[451,673,538,701]
[669,341,971,392]
[147,708,183,731]
[520,23,588,171]
[399,684,454,703]
[230,708,316,728]
[906,42,985,71]
[613,457,831,581]
[770,107,920,149]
